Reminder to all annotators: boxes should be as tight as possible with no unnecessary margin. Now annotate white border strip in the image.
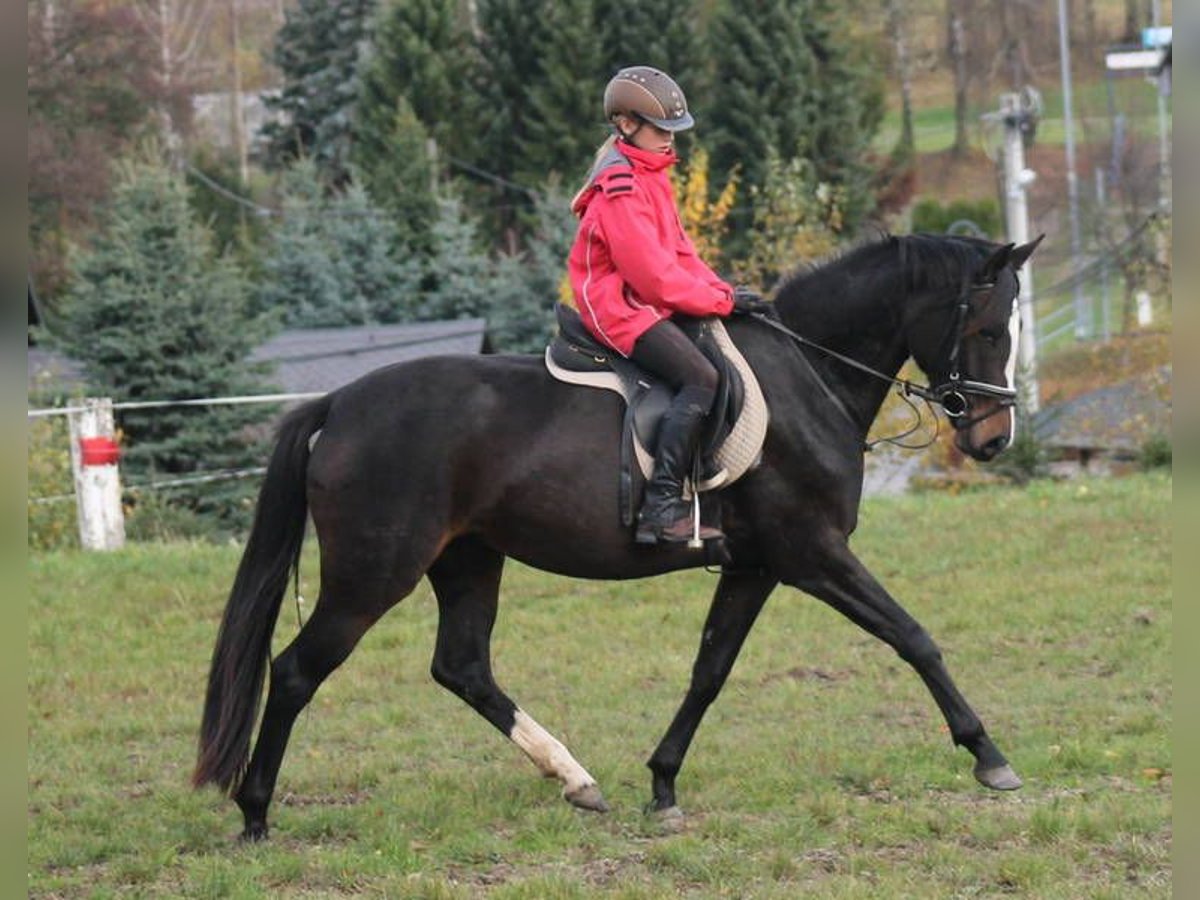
[28,392,325,419]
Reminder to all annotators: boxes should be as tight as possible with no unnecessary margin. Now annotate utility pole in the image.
[995,92,1041,414]
[228,0,249,187]
[1056,0,1087,339]
[1151,0,1169,207]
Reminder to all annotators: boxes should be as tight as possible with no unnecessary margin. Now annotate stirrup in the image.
[635,493,724,546]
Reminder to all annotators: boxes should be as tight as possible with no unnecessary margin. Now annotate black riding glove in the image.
[730,286,772,316]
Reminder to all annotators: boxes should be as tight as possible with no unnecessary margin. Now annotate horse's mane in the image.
[772,232,996,307]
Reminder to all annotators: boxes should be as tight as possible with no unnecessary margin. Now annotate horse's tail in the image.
[192,394,332,794]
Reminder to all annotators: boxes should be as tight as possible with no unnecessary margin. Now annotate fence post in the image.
[67,398,126,551]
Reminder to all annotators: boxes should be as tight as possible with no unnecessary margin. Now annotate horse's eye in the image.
[979,328,1003,347]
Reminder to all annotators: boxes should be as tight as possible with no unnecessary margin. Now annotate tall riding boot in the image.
[635,390,725,545]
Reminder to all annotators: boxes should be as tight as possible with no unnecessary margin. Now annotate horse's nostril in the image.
[983,435,1009,458]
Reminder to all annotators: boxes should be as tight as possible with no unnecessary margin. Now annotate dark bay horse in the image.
[194,233,1041,839]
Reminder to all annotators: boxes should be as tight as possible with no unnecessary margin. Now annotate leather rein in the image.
[748,279,1018,442]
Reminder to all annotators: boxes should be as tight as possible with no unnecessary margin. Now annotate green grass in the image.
[875,76,1169,155]
[29,473,1171,897]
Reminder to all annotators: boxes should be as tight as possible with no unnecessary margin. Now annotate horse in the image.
[193,232,1042,840]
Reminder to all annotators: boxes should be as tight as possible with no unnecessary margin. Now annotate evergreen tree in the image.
[357,96,437,254]
[515,0,608,186]
[352,0,465,251]
[54,151,273,528]
[418,194,495,321]
[473,0,554,207]
[261,0,377,183]
[328,180,425,323]
[488,182,575,352]
[407,184,566,352]
[258,159,422,326]
[706,0,883,237]
[593,0,705,110]
[355,0,469,152]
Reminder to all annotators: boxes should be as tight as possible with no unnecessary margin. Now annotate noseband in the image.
[749,279,1017,428]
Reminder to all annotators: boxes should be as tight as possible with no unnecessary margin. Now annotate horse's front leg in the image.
[646,570,778,816]
[784,536,1020,790]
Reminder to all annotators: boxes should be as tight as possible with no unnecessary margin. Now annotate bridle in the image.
[749,277,1018,432]
[920,280,1019,428]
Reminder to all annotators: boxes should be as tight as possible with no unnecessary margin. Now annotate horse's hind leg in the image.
[233,599,384,840]
[427,536,607,812]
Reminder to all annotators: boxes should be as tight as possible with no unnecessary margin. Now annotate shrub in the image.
[911,197,1002,239]
[27,416,78,551]
[992,426,1050,485]
[1138,434,1171,471]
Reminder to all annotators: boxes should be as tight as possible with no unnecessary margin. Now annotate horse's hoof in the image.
[238,823,269,843]
[975,763,1023,791]
[649,804,685,832]
[565,783,610,812]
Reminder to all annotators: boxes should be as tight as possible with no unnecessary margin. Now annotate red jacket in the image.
[568,141,734,356]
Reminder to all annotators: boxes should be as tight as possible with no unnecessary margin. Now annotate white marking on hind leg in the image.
[509,709,596,795]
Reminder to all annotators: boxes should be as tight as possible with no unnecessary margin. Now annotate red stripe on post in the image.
[79,436,121,466]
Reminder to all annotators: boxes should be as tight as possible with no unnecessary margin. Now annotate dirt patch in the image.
[450,851,651,891]
[276,789,371,807]
[760,666,855,686]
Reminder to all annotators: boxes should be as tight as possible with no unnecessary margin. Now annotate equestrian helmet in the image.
[603,66,694,132]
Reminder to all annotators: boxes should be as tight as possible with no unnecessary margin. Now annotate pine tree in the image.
[351,0,472,246]
[258,159,422,327]
[706,0,883,238]
[472,0,554,210]
[54,150,273,528]
[327,181,425,324]
[352,92,438,254]
[594,0,702,79]
[515,0,608,186]
[355,0,470,152]
[419,194,495,321]
[488,182,575,352]
[261,0,377,183]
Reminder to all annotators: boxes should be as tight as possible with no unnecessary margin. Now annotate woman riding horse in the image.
[568,65,770,545]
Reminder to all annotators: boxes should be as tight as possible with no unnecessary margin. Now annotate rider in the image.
[567,66,769,545]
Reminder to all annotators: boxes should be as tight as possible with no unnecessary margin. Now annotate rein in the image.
[748,280,1018,443]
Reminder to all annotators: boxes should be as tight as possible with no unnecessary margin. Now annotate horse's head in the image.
[906,236,1043,462]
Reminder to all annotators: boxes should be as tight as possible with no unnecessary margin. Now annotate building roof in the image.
[250,319,488,394]
[1033,365,1171,455]
[28,319,489,400]
[27,347,87,398]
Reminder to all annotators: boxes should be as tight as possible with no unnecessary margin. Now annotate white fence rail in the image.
[29,392,316,551]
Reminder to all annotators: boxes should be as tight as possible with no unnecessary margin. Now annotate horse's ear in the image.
[977,243,1015,283]
[1009,234,1045,271]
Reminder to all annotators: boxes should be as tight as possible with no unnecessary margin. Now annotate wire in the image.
[444,155,540,198]
[28,392,325,418]
[185,165,278,217]
[122,467,268,492]
[28,466,269,504]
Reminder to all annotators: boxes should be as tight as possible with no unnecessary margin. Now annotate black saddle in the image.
[548,304,746,527]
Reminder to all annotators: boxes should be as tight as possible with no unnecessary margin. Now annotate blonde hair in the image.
[570,134,620,213]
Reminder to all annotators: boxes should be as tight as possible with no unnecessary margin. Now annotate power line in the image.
[29,466,269,505]
[185,165,278,217]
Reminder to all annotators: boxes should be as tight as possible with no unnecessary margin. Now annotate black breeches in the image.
[630,319,718,411]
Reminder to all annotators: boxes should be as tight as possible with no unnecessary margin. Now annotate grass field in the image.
[29,472,1171,898]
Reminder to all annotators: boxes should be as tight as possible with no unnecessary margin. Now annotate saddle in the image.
[544,304,768,528]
